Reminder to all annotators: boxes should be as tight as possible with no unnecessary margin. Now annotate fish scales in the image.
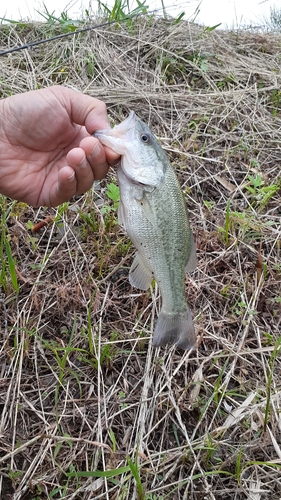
[94,111,197,350]
[120,165,189,311]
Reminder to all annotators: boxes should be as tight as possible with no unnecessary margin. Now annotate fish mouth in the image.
[113,110,136,134]
[94,111,137,153]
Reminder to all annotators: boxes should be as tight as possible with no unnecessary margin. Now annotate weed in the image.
[109,428,117,453]
[203,434,219,467]
[217,74,237,89]
[35,2,83,32]
[50,464,77,498]
[118,390,128,409]
[127,453,145,499]
[100,181,120,230]
[105,181,120,208]
[33,320,89,420]
[171,11,185,25]
[0,201,19,293]
[97,0,148,27]
[0,18,28,27]
[218,201,275,244]
[204,200,215,210]
[191,52,209,72]
[77,207,99,235]
[218,198,231,246]
[65,464,132,479]
[235,447,243,486]
[146,495,164,500]
[81,308,118,369]
[8,470,23,484]
[212,356,231,407]
[264,335,281,428]
[204,23,222,32]
[53,434,72,460]
[270,88,281,115]
[84,54,96,78]
[245,173,281,210]
[232,299,247,317]
[0,233,19,293]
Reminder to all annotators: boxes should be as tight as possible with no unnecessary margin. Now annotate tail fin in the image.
[152,309,197,350]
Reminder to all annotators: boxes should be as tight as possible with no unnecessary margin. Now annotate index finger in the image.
[53,86,111,131]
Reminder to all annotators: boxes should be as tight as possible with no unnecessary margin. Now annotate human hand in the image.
[0,85,119,207]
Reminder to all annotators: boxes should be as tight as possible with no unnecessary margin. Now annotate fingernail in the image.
[67,172,75,182]
[89,142,102,159]
[77,156,88,169]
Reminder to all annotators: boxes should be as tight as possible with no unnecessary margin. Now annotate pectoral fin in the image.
[118,201,126,230]
[137,196,155,225]
[129,252,153,290]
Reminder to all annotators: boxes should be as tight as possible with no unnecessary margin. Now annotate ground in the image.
[0,16,281,500]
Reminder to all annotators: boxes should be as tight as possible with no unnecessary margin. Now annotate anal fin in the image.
[185,232,197,273]
[129,252,153,291]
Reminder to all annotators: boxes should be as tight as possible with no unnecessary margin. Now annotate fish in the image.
[94,111,197,350]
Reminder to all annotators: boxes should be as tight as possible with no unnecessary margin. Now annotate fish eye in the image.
[141,133,150,143]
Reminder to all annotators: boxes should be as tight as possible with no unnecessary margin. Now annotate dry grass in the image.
[0,16,281,500]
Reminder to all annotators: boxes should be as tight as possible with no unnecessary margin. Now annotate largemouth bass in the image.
[94,111,197,349]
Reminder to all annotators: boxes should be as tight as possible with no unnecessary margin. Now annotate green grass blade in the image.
[5,238,19,292]
[65,465,131,478]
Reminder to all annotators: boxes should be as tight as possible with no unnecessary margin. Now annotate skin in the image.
[0,86,119,207]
